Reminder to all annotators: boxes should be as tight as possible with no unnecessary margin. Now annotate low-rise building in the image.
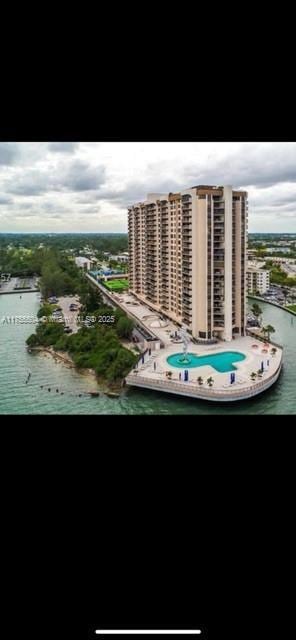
[265,256,296,264]
[109,253,129,263]
[247,267,270,294]
[75,256,93,271]
[266,247,290,254]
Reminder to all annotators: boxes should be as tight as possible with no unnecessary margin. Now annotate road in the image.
[58,295,81,333]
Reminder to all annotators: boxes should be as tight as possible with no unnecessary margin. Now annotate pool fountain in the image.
[178,327,191,364]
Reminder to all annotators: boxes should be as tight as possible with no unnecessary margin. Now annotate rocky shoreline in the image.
[28,346,122,395]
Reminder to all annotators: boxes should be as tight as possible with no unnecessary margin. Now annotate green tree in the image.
[251,302,263,324]
[37,304,57,318]
[80,286,103,313]
[26,334,39,347]
[116,315,134,338]
[262,325,275,341]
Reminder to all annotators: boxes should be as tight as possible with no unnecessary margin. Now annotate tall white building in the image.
[128,185,248,342]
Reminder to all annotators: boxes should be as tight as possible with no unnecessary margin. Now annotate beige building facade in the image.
[128,185,248,342]
[247,268,270,294]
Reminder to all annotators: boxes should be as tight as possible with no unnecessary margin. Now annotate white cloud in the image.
[0,142,296,231]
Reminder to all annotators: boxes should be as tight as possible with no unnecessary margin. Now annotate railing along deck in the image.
[126,361,283,401]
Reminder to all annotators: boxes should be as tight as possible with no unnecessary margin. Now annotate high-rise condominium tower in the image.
[128,185,248,342]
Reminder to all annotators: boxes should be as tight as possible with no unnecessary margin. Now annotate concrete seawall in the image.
[126,360,283,402]
[248,295,296,316]
[0,288,39,295]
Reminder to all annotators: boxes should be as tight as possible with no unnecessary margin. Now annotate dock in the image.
[0,276,40,295]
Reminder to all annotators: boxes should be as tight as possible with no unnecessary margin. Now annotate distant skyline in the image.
[0,142,296,233]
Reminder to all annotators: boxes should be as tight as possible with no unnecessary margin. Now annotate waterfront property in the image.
[125,334,283,402]
[247,267,270,294]
[128,185,248,342]
[0,290,292,414]
[125,186,287,401]
[85,280,283,402]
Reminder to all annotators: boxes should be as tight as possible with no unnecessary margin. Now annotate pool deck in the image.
[85,284,283,401]
[118,293,283,402]
[126,336,283,401]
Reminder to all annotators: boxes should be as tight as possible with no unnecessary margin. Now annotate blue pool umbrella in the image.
[261,360,264,372]
[230,372,235,384]
[267,359,270,367]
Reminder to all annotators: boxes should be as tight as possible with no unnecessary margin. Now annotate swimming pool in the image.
[166,351,246,372]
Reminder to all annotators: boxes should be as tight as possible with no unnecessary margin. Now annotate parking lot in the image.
[57,295,82,333]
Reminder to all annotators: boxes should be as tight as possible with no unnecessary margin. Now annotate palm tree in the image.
[257,369,263,378]
[197,376,203,386]
[207,376,214,387]
[251,302,263,325]
[250,372,257,381]
[263,324,275,342]
[271,347,277,356]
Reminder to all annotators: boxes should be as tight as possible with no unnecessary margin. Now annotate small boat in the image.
[89,391,100,397]
[105,391,120,398]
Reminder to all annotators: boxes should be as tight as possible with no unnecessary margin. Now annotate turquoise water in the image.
[0,292,295,414]
[167,351,246,372]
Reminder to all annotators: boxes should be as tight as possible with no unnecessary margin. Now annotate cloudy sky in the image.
[0,142,296,233]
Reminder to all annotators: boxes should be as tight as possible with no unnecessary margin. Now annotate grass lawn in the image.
[286,304,296,312]
[103,279,129,292]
